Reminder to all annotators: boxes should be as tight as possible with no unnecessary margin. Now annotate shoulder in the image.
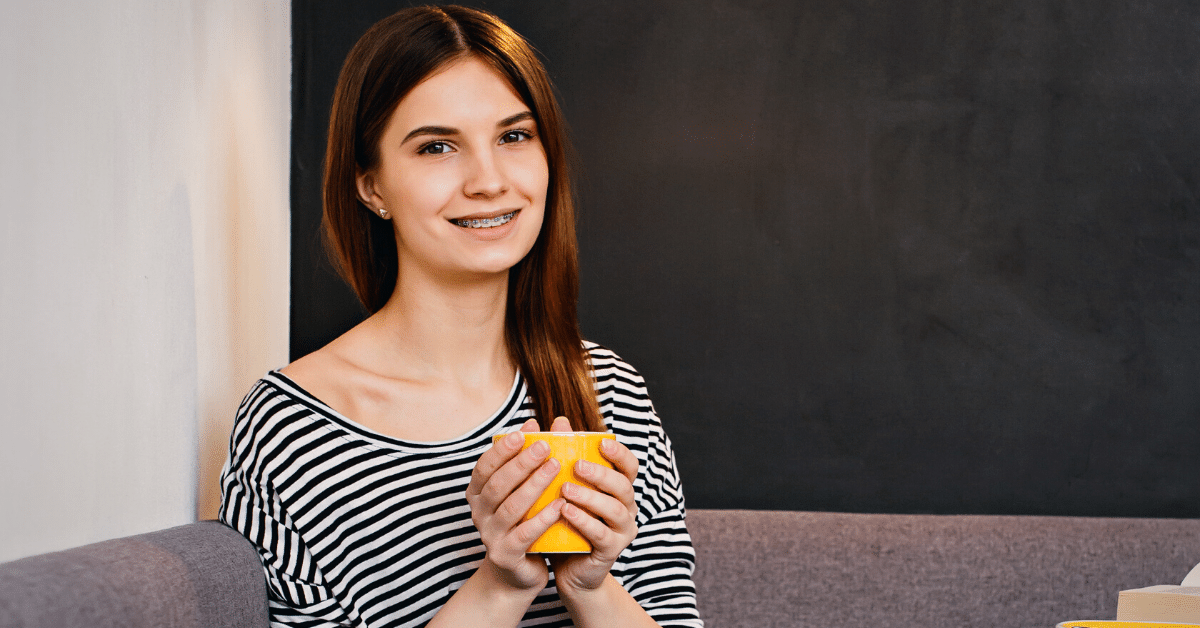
[584,341,649,390]
[583,341,660,429]
[225,373,331,470]
[232,374,312,430]
[277,340,361,418]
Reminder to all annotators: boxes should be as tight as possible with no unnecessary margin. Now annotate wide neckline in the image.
[263,369,525,452]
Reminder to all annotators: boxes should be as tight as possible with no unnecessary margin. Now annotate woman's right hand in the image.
[466,418,565,592]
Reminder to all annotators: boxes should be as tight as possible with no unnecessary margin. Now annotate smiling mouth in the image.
[451,210,518,229]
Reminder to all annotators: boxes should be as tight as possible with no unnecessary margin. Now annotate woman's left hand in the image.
[545,416,640,595]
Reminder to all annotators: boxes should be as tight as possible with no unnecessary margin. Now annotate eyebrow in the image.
[499,111,534,127]
[401,111,535,145]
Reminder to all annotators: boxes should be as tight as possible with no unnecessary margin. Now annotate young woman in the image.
[220,6,702,627]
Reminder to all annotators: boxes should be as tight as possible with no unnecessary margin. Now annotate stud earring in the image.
[378,208,388,219]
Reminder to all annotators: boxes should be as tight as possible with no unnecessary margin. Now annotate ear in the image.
[355,169,384,214]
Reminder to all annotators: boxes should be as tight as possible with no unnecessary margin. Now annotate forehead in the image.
[390,56,529,130]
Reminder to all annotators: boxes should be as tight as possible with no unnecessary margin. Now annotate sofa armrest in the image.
[0,521,267,628]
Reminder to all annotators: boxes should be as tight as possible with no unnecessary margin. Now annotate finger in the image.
[509,498,565,552]
[574,458,636,512]
[494,455,562,529]
[560,501,629,560]
[550,415,571,432]
[474,437,551,508]
[468,430,527,497]
[519,418,539,433]
[599,438,639,484]
[561,480,635,531]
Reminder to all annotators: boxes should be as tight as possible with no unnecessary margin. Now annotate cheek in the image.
[516,154,550,204]
[393,167,460,213]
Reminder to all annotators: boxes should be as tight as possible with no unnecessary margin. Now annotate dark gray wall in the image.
[291,0,1200,517]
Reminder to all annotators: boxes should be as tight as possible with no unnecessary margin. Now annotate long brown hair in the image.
[322,5,602,432]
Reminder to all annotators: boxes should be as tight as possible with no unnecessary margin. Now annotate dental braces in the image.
[454,210,516,228]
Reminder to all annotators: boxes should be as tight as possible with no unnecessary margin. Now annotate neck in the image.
[366,267,512,384]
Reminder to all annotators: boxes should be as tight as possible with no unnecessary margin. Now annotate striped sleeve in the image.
[219,381,356,628]
[588,344,704,628]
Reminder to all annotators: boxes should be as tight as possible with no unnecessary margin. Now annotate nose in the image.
[463,148,508,199]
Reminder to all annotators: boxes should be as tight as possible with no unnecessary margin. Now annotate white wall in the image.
[0,1,290,562]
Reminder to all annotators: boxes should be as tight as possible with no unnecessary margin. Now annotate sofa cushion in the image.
[688,509,1200,628]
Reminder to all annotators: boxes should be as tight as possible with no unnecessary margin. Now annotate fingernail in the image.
[601,439,616,453]
[506,432,524,448]
[563,482,577,497]
[543,458,560,475]
[531,440,550,456]
[563,503,577,517]
[577,460,594,476]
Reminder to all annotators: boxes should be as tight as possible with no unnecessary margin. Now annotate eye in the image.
[417,141,454,155]
[499,129,534,144]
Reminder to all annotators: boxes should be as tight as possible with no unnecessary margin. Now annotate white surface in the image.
[1183,561,1200,587]
[0,0,290,562]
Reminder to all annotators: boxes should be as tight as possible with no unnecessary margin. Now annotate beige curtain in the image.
[191,0,292,522]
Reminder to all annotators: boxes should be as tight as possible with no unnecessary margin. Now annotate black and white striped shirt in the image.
[219,343,703,627]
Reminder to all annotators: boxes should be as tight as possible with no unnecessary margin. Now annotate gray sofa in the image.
[2,509,1198,627]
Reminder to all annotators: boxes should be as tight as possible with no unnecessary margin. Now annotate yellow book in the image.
[1116,586,1200,623]
[1058,622,1200,627]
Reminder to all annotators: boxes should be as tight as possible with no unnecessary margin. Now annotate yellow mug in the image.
[492,431,616,553]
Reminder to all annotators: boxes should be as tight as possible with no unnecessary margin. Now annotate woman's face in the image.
[357,55,548,283]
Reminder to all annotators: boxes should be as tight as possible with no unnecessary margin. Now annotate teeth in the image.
[455,210,516,229]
